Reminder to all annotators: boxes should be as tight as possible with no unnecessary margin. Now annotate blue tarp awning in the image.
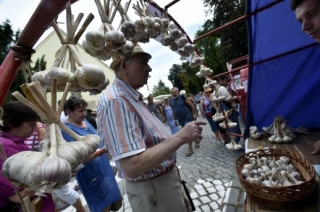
[246,0,320,130]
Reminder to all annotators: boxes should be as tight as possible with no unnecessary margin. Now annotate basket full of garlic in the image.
[235,148,316,208]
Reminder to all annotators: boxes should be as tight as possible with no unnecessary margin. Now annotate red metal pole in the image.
[194,0,284,42]
[0,0,78,106]
[164,0,181,10]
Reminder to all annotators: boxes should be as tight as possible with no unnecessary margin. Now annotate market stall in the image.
[242,0,320,210]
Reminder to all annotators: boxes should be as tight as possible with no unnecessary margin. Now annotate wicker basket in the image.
[236,148,316,208]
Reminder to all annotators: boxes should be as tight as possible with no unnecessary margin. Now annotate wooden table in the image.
[244,132,320,211]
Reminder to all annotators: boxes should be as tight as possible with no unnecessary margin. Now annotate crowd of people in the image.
[0,0,319,210]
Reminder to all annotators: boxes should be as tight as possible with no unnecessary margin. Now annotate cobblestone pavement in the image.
[63,116,246,212]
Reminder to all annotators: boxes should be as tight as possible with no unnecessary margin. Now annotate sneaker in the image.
[185,150,193,157]
[195,142,200,148]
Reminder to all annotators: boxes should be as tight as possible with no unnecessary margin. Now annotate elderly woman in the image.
[200,87,221,144]
[0,101,54,211]
[61,96,121,212]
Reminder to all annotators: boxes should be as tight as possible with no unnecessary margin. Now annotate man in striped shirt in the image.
[96,45,206,212]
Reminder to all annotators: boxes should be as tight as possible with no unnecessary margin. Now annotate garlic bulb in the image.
[184,43,196,53]
[135,18,147,31]
[169,29,181,40]
[119,40,135,56]
[26,124,72,193]
[178,48,190,57]
[85,31,105,51]
[160,18,169,31]
[169,42,179,51]
[56,123,101,169]
[153,17,161,25]
[82,40,99,57]
[31,70,50,86]
[135,29,149,40]
[105,30,126,51]
[161,36,174,46]
[74,64,106,89]
[144,16,155,31]
[44,67,75,90]
[2,151,47,187]
[177,36,188,48]
[97,47,115,61]
[120,21,136,39]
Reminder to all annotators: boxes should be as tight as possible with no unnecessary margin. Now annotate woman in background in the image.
[61,96,121,212]
[200,87,221,144]
[163,97,180,135]
[0,101,54,211]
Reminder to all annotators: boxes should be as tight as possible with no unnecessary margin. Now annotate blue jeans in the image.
[205,115,218,132]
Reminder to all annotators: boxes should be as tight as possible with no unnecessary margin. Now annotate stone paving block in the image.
[212,179,222,185]
[207,186,217,193]
[200,196,211,204]
[193,199,202,207]
[203,182,213,188]
[190,192,199,199]
[197,179,206,184]
[200,204,211,212]
[209,193,220,201]
[194,207,202,212]
[194,184,203,189]
[218,191,226,198]
[209,201,220,210]
[197,188,207,196]
[215,184,225,191]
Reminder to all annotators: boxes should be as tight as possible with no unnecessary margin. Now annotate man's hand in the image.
[176,121,207,144]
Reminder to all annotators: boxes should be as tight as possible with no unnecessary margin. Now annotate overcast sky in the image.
[0,0,207,97]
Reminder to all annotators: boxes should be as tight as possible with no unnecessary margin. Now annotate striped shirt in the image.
[24,122,46,151]
[96,79,175,181]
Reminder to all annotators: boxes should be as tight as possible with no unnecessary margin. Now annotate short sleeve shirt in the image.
[96,79,175,181]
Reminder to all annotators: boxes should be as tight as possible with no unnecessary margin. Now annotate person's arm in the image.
[158,105,166,123]
[82,146,109,163]
[8,188,35,204]
[199,98,205,118]
[185,97,197,120]
[311,140,320,155]
[170,107,179,126]
[119,120,207,179]
[38,126,46,141]
[218,86,238,103]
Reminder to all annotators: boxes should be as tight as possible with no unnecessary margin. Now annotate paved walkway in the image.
[62,116,246,212]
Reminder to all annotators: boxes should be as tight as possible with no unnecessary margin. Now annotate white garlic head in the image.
[105,30,126,51]
[75,64,106,90]
[85,31,106,51]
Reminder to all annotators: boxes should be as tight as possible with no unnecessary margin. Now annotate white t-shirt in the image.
[218,86,236,107]
[60,112,68,123]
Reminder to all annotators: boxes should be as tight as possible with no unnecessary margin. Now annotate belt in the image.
[138,164,175,181]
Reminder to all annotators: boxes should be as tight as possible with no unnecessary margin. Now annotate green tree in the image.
[197,0,248,71]
[168,62,204,95]
[168,64,183,89]
[195,19,224,75]
[151,80,170,96]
